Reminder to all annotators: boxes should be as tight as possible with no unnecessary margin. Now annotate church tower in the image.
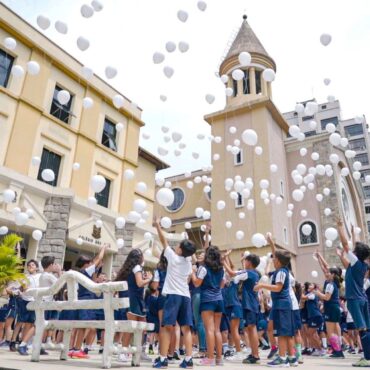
[204,16,292,263]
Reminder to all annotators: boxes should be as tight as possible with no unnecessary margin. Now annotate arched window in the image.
[232,79,238,97]
[299,221,318,246]
[166,188,185,212]
[243,70,249,94]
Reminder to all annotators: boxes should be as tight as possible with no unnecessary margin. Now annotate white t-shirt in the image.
[39,272,58,302]
[162,246,192,298]
[22,273,40,302]
[289,273,299,311]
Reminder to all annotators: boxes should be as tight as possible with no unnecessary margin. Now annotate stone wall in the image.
[37,196,72,265]
[112,221,135,272]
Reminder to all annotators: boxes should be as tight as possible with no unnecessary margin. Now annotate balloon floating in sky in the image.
[77,36,90,51]
[27,61,40,75]
[153,52,165,64]
[37,15,50,30]
[91,0,103,12]
[325,227,338,241]
[177,10,188,22]
[163,66,174,78]
[242,129,258,146]
[178,41,189,53]
[82,66,94,80]
[232,69,244,81]
[55,21,68,34]
[205,94,215,104]
[324,78,331,86]
[251,233,266,248]
[4,37,16,50]
[320,33,332,46]
[156,188,174,207]
[116,122,124,132]
[165,41,176,53]
[262,68,275,82]
[172,132,182,142]
[90,175,106,193]
[197,1,207,11]
[57,90,71,105]
[41,169,55,182]
[83,97,94,109]
[105,66,117,79]
[11,65,24,78]
[238,51,251,66]
[81,4,94,18]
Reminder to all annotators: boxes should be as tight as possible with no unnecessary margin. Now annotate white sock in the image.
[20,341,27,347]
[185,356,192,361]
[322,338,327,349]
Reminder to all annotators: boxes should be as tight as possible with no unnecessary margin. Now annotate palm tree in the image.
[0,234,25,292]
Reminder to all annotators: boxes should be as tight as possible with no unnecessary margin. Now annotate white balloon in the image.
[178,41,189,53]
[156,188,174,207]
[270,164,278,173]
[324,208,331,216]
[225,221,232,229]
[308,120,317,130]
[41,169,55,182]
[127,211,141,224]
[324,78,331,86]
[172,132,182,142]
[323,188,330,196]
[165,41,176,53]
[329,133,341,146]
[115,217,126,229]
[311,270,318,278]
[340,137,348,147]
[117,238,125,248]
[289,125,300,137]
[341,167,350,177]
[91,0,103,11]
[325,123,336,133]
[95,219,103,228]
[37,15,50,30]
[255,146,263,155]
[3,189,16,203]
[262,68,275,82]
[86,196,96,207]
[345,150,356,159]
[15,212,29,226]
[0,226,8,235]
[202,211,211,220]
[365,175,370,184]
[292,189,304,202]
[353,171,361,180]
[153,52,165,64]
[311,152,319,161]
[161,217,172,229]
[177,10,188,22]
[299,148,307,157]
[11,65,24,77]
[308,183,315,190]
[302,224,312,236]
[90,175,106,193]
[236,230,245,240]
[135,182,147,193]
[320,33,332,46]
[325,240,333,248]
[232,69,244,81]
[26,61,40,76]
[133,199,147,213]
[325,227,338,241]
[295,103,304,114]
[76,237,83,245]
[287,210,293,218]
[81,66,94,80]
[144,232,152,240]
[4,37,17,50]
[77,36,90,51]
[184,222,192,229]
[242,129,258,146]
[316,194,323,202]
[353,161,362,171]
[214,136,222,143]
[197,1,207,11]
[105,66,117,79]
[205,94,215,104]
[31,156,41,166]
[11,207,20,216]
[55,21,68,34]
[195,207,204,218]
[163,66,174,78]
[124,169,135,180]
[32,229,43,241]
[239,212,246,219]
[57,90,70,105]
[225,87,233,97]
[25,208,34,218]
[81,4,94,18]
[186,181,194,189]
[329,153,339,164]
[116,122,124,132]
[192,152,199,159]
[251,233,266,248]
[260,179,269,189]
[82,97,94,109]
[238,51,251,66]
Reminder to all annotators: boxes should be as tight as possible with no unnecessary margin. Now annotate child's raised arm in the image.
[153,217,168,249]
[336,216,350,254]
[266,232,276,257]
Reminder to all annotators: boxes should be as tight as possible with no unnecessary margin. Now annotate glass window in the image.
[367,221,370,234]
[255,70,262,94]
[305,130,316,137]
[232,79,238,97]
[283,227,288,245]
[235,193,244,208]
[37,148,62,187]
[243,70,249,94]
[345,124,363,137]
[364,186,370,199]
[302,115,314,121]
[95,177,111,208]
[355,153,369,166]
[321,105,327,109]
[0,48,14,88]
[320,117,339,131]
[101,118,117,151]
[365,206,370,214]
[361,170,370,182]
[280,180,285,197]
[50,85,73,124]
[234,148,243,165]
[349,138,366,151]
[299,221,318,245]
[167,188,185,212]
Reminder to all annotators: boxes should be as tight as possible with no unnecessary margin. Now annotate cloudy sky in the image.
[2,0,370,176]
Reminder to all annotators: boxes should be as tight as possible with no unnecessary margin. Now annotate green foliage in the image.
[0,234,25,291]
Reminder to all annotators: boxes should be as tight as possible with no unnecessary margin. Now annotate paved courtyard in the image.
[0,348,357,369]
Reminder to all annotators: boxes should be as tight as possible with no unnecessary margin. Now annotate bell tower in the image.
[220,15,276,105]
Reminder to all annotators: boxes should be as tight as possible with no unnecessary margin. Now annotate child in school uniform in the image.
[224,253,261,364]
[192,246,225,366]
[336,217,370,367]
[254,250,296,367]
[153,218,196,369]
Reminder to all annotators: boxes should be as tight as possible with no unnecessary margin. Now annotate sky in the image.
[2,0,370,177]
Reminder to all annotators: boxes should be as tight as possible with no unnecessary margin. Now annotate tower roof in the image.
[221,15,276,72]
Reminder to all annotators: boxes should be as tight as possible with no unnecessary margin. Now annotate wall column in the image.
[262,78,268,96]
[249,67,256,95]
[112,221,135,273]
[267,82,272,99]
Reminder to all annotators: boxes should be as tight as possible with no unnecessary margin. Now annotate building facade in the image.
[155,16,368,281]
[0,4,169,276]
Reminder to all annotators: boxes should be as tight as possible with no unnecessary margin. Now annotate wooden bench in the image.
[26,270,154,369]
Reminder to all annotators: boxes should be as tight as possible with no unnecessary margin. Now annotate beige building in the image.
[155,16,368,281]
[0,4,169,276]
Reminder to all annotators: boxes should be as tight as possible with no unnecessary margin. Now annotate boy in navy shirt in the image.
[337,218,370,367]
[254,249,295,367]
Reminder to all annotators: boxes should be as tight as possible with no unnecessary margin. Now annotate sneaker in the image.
[330,351,345,358]
[179,358,193,368]
[223,349,234,358]
[71,350,89,359]
[173,351,181,360]
[242,355,261,364]
[99,348,104,354]
[152,358,168,368]
[352,358,370,367]
[18,345,29,356]
[83,347,89,355]
[287,357,298,367]
[167,356,177,364]
[262,345,271,351]
[118,353,130,363]
[141,352,153,363]
[348,348,356,354]
[40,348,49,355]
[0,340,10,348]
[149,345,154,355]
[267,356,289,367]
[311,349,325,357]
[216,358,224,366]
[268,347,279,359]
[297,355,304,364]
[225,352,245,363]
[9,341,16,352]
[242,346,251,354]
[179,348,185,356]
[198,358,216,366]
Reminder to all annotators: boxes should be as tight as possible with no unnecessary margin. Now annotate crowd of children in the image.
[0,216,369,368]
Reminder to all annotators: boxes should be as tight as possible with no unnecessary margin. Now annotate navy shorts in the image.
[244,309,258,327]
[129,295,146,317]
[147,313,160,333]
[157,294,166,311]
[347,299,370,330]
[45,310,59,320]
[76,309,97,320]
[293,310,302,331]
[220,314,230,332]
[324,305,341,323]
[59,310,76,320]
[200,300,224,313]
[226,305,243,320]
[17,298,35,324]
[96,309,105,321]
[346,322,356,330]
[272,309,295,337]
[114,307,128,321]
[0,305,8,322]
[162,294,193,327]
[307,315,324,329]
[300,309,307,324]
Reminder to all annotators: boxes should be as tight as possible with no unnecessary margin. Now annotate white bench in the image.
[26,270,154,369]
